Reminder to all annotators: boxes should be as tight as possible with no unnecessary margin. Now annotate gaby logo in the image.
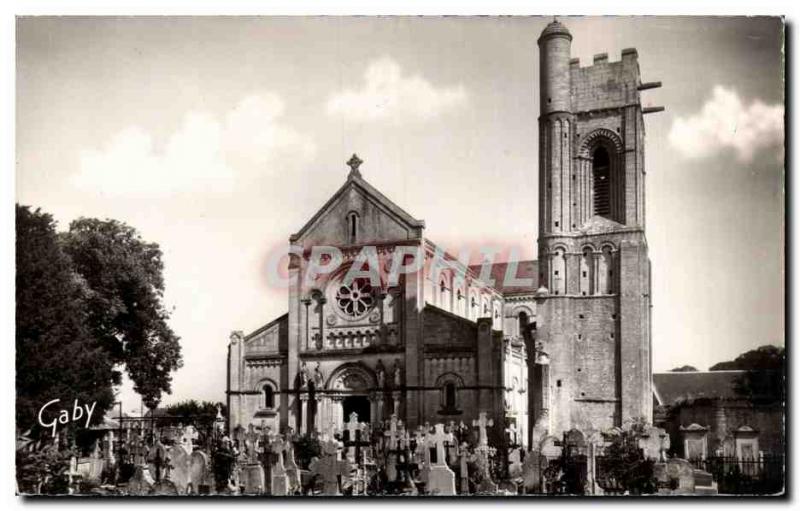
[38,399,97,438]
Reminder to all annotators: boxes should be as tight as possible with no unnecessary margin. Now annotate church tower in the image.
[532,20,661,436]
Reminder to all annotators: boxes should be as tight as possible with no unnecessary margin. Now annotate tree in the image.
[16,206,117,433]
[16,205,183,442]
[60,217,183,409]
[710,345,785,404]
[670,365,698,372]
[163,400,226,419]
[596,421,657,495]
[709,345,784,371]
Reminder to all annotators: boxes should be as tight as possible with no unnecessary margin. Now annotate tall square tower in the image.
[532,20,657,436]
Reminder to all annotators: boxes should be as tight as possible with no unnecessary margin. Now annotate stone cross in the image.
[270,435,287,471]
[181,425,199,455]
[343,412,367,461]
[385,414,399,450]
[309,436,353,496]
[473,412,494,448]
[413,426,426,462]
[506,423,519,446]
[427,424,450,466]
[347,153,363,172]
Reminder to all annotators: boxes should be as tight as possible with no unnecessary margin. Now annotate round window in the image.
[335,277,375,318]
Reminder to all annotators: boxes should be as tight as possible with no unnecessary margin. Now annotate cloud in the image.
[327,57,467,122]
[669,86,784,162]
[73,93,314,197]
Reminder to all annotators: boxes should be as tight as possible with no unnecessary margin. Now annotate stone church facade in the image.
[227,20,655,449]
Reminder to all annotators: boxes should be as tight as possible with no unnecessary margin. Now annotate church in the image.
[227,20,657,450]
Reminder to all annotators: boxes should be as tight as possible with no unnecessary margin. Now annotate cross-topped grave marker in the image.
[427,424,450,467]
[385,414,400,450]
[424,423,457,495]
[473,412,494,448]
[343,412,369,462]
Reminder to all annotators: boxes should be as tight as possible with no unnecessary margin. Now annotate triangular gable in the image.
[290,172,425,243]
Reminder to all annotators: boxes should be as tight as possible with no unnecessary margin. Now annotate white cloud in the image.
[669,86,784,162]
[327,57,467,122]
[73,93,314,197]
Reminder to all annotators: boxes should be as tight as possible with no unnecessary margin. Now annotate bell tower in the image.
[532,20,663,436]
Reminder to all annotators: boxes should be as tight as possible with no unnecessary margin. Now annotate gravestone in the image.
[424,424,456,496]
[308,436,353,496]
[189,451,211,494]
[539,436,562,458]
[284,429,301,494]
[508,448,523,479]
[147,441,171,484]
[239,463,266,494]
[125,465,155,495]
[521,450,542,493]
[458,443,471,494]
[638,426,669,461]
[268,435,289,496]
[167,444,192,493]
[663,458,695,494]
[167,426,210,494]
[472,414,497,494]
[680,423,708,461]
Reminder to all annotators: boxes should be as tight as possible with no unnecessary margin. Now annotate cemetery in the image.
[21,404,786,496]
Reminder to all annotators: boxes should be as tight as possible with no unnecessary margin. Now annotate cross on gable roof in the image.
[289,162,425,243]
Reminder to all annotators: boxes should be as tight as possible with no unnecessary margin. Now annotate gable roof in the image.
[653,371,745,406]
[244,313,288,342]
[468,260,539,295]
[289,171,425,242]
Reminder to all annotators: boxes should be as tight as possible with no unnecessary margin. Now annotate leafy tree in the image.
[597,422,657,495]
[709,345,784,371]
[293,433,321,470]
[16,205,183,444]
[16,206,116,434]
[16,442,77,494]
[710,345,785,404]
[60,217,183,409]
[163,400,226,419]
[670,365,699,372]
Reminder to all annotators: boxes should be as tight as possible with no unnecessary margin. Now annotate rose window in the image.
[335,278,375,318]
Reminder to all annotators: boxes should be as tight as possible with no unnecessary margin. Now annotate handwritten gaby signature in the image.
[37,399,97,438]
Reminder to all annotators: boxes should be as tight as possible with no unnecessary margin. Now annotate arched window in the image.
[437,373,463,414]
[263,384,275,409]
[346,211,359,244]
[444,383,456,409]
[552,248,566,295]
[598,246,615,294]
[580,248,593,296]
[470,292,478,320]
[439,277,451,311]
[517,311,529,339]
[593,147,611,218]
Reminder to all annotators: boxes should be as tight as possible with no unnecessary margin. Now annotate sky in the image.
[15,16,784,413]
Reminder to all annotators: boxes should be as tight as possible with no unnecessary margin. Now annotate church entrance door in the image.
[342,395,370,423]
